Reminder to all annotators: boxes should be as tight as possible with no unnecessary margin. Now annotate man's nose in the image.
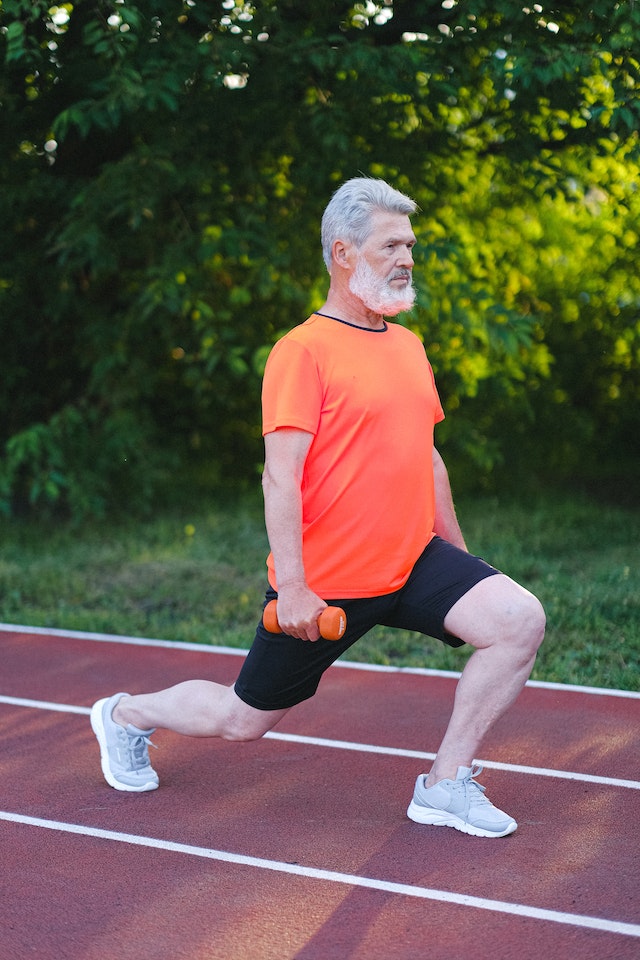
[398,245,414,267]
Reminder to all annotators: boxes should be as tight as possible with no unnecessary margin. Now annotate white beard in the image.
[348,256,416,316]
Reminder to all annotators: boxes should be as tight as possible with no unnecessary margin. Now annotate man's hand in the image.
[273,581,327,642]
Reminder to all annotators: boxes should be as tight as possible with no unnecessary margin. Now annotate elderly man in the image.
[92,177,545,838]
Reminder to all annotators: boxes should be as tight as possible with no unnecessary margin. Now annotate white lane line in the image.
[1,694,638,791]
[264,731,640,791]
[1,810,638,939]
[0,695,90,715]
[1,621,638,700]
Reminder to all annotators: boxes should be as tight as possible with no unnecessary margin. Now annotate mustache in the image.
[389,270,412,281]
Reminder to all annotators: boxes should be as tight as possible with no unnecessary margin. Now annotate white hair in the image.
[320,177,417,271]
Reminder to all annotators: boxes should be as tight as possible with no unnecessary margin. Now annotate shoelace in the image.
[127,732,157,770]
[453,763,492,806]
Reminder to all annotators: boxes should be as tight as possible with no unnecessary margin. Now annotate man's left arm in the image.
[432,447,468,551]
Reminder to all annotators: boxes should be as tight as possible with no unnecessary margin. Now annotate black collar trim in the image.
[315,312,388,332]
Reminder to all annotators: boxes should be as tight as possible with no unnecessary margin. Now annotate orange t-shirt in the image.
[262,313,445,598]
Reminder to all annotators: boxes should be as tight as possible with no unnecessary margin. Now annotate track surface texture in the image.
[1,624,638,960]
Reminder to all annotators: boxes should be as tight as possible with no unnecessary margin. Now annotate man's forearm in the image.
[432,448,468,551]
[262,471,308,588]
[262,458,326,640]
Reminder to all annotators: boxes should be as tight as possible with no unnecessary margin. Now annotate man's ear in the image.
[332,239,353,270]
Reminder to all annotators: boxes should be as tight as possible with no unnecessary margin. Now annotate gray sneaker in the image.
[407,763,517,838]
[91,693,159,792]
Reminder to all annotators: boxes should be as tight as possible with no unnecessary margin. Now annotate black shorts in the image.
[234,537,500,711]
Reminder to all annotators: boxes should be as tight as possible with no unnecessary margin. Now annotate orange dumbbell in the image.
[263,599,347,641]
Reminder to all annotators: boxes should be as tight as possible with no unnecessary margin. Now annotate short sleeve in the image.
[261,337,324,436]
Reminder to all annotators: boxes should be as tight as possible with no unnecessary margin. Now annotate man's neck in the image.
[318,293,386,330]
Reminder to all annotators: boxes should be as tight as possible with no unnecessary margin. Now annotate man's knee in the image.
[512,590,546,655]
[220,689,287,742]
[446,575,545,653]
[479,593,545,668]
[222,723,264,743]
[221,712,271,742]
[488,586,546,666]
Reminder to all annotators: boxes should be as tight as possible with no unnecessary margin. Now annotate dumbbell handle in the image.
[263,599,347,641]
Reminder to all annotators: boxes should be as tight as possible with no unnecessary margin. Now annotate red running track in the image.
[1,623,639,960]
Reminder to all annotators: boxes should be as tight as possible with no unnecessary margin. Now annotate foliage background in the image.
[1,0,639,517]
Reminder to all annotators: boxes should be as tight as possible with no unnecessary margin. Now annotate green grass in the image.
[1,492,638,691]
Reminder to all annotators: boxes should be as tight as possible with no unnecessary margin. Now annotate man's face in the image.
[348,210,416,316]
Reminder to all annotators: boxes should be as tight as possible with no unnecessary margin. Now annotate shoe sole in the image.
[91,698,159,793]
[406,800,517,838]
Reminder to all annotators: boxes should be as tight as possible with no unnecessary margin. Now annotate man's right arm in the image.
[262,428,326,641]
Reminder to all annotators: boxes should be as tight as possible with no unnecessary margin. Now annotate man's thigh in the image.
[383,537,500,646]
[443,573,543,649]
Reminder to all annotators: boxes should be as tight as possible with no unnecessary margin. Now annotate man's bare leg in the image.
[91,678,290,792]
[113,680,290,741]
[426,574,545,786]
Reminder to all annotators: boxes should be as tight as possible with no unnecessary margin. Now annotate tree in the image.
[1,1,638,514]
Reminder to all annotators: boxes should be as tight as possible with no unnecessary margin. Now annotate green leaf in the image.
[4,20,26,63]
